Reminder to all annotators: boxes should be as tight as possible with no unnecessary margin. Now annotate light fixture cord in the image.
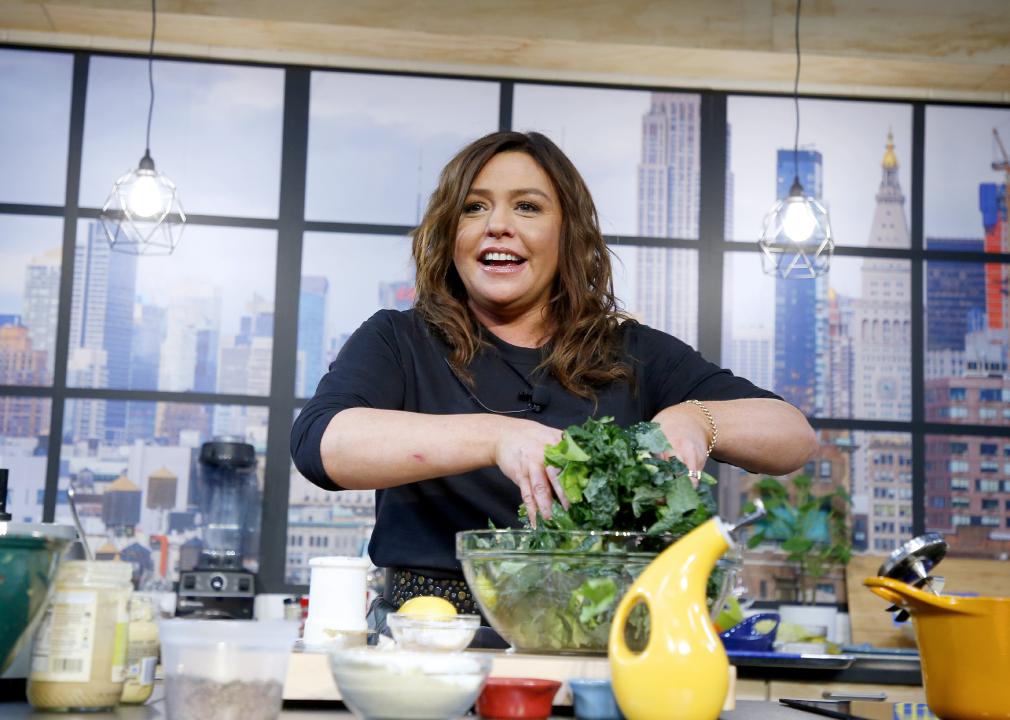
[145,0,156,155]
[792,0,801,185]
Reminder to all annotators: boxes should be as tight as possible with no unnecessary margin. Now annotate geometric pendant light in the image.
[99,0,185,255]
[758,0,833,279]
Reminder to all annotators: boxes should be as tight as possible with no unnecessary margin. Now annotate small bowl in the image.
[476,677,561,719]
[568,679,624,720]
[329,648,491,720]
[719,613,780,653]
[386,613,480,652]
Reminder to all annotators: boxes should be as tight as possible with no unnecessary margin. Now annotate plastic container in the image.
[159,619,298,720]
[386,613,480,652]
[303,556,370,649]
[568,679,624,720]
[476,677,561,719]
[27,560,133,712]
[329,648,491,720]
[120,594,159,704]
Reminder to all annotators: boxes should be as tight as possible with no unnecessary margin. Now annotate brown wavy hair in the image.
[411,130,633,398]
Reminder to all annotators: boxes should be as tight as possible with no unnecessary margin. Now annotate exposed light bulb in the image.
[126,171,165,219]
[781,199,817,243]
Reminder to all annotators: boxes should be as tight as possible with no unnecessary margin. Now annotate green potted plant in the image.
[744,474,852,643]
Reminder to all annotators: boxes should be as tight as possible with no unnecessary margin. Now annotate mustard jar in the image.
[27,560,133,712]
[120,593,159,704]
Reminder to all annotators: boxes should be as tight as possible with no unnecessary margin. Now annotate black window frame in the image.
[1,44,1008,593]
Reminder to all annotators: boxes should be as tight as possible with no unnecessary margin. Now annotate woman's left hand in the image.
[651,402,712,486]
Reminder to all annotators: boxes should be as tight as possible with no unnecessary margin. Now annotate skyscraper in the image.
[23,247,61,379]
[853,133,911,421]
[158,287,222,392]
[0,325,48,437]
[635,93,699,345]
[925,238,985,354]
[773,149,824,416]
[979,182,1008,333]
[68,222,138,441]
[852,132,913,553]
[298,275,328,397]
[213,295,273,439]
[127,303,166,441]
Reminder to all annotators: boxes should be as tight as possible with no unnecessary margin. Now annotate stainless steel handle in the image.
[822,691,887,702]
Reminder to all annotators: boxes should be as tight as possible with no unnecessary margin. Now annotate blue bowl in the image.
[719,612,780,653]
[569,678,624,720]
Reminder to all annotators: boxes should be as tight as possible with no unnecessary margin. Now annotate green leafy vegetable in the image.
[536,417,716,535]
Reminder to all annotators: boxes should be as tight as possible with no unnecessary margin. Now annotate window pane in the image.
[926,433,1010,556]
[723,253,911,420]
[925,106,1010,250]
[728,96,912,247]
[56,400,268,583]
[719,429,911,604]
[287,412,373,585]
[305,72,499,225]
[514,86,700,239]
[0,215,63,385]
[68,220,276,396]
[0,397,51,524]
[610,245,697,348]
[297,232,413,397]
[925,260,1009,424]
[0,49,73,205]
[80,57,284,218]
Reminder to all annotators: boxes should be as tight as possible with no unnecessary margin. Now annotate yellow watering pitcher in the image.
[608,502,765,720]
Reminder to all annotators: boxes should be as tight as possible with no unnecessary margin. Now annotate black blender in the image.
[176,441,258,619]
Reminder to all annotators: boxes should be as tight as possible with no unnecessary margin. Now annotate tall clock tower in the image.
[852,132,913,552]
[853,132,911,421]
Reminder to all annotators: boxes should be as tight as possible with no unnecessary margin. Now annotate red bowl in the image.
[476,677,562,719]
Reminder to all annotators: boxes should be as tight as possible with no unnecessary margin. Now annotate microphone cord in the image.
[441,352,548,415]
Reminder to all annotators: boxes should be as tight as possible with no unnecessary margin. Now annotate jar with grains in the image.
[120,594,159,705]
[27,560,133,712]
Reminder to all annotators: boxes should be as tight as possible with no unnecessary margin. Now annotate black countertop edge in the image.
[735,665,922,686]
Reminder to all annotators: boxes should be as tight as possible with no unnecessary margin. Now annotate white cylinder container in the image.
[302,556,370,649]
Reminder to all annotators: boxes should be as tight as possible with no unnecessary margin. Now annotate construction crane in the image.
[991,129,1010,322]
[993,128,1009,254]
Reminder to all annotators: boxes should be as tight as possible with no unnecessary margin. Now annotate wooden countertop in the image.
[0,692,837,720]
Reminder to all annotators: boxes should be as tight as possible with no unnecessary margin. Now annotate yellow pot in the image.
[864,576,1010,720]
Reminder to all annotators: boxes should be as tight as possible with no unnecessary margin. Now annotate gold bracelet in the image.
[685,399,718,458]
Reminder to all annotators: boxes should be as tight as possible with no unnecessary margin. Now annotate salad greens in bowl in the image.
[456,417,738,655]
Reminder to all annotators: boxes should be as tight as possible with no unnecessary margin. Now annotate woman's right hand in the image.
[493,418,568,527]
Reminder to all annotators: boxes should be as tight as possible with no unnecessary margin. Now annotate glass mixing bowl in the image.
[457,529,740,655]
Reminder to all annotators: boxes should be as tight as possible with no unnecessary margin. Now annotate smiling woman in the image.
[290,130,817,620]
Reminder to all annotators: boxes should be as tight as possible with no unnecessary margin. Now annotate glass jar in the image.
[27,560,133,712]
[120,594,159,705]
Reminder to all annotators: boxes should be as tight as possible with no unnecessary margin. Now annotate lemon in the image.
[473,574,498,611]
[397,595,457,617]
